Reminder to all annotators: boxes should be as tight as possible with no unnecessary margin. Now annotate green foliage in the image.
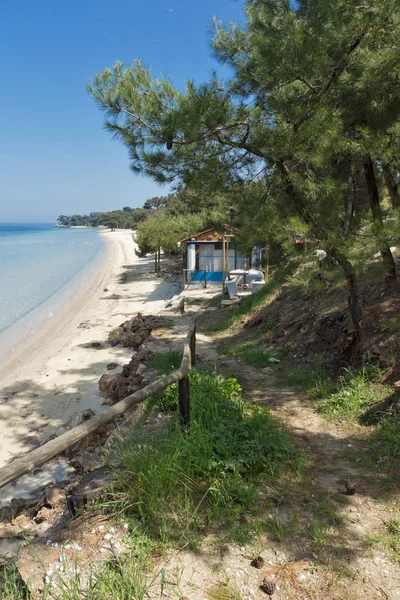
[58,207,148,230]
[148,350,182,373]
[0,565,29,600]
[109,369,301,543]
[318,367,390,419]
[88,0,400,342]
[147,381,178,413]
[370,414,400,462]
[135,211,206,256]
[57,212,104,227]
[286,364,332,399]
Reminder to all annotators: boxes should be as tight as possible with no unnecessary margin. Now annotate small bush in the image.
[110,369,301,542]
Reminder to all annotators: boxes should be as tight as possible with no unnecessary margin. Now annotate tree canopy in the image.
[88,0,400,357]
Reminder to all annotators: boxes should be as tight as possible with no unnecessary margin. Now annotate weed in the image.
[266,516,288,542]
[0,565,30,600]
[44,546,151,600]
[310,521,334,550]
[207,581,242,600]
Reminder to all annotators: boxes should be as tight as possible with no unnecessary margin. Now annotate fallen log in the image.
[0,324,196,490]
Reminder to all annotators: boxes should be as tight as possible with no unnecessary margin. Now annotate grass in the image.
[287,363,399,480]
[207,581,242,600]
[107,367,302,545]
[207,266,296,333]
[286,365,332,399]
[1,565,30,600]
[365,514,400,559]
[147,350,182,373]
[369,414,400,463]
[218,341,280,367]
[318,367,391,420]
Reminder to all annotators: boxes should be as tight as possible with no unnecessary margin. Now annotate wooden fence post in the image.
[190,326,196,367]
[178,375,190,429]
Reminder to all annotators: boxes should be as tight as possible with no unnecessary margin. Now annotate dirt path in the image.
[154,316,400,600]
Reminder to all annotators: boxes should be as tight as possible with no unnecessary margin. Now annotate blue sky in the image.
[0,0,245,222]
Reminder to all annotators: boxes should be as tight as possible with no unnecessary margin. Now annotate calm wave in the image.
[0,224,104,334]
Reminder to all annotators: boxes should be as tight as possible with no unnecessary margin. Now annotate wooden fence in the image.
[0,324,196,491]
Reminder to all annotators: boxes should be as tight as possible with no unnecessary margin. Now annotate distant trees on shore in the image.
[57,207,148,230]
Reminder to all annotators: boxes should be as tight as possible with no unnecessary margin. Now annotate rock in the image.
[45,486,65,508]
[268,357,280,364]
[108,327,124,346]
[69,409,95,429]
[53,463,67,483]
[0,537,24,564]
[251,556,265,569]
[66,467,116,516]
[136,363,147,375]
[121,365,132,378]
[64,425,109,459]
[70,446,104,473]
[10,495,44,518]
[17,549,46,595]
[98,373,118,398]
[0,505,13,523]
[120,331,146,348]
[81,341,103,349]
[106,362,119,370]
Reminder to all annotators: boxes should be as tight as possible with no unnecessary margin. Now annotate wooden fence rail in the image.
[0,324,196,491]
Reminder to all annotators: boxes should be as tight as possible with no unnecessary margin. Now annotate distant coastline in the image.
[54,224,104,228]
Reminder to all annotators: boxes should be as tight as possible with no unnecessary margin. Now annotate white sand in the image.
[0,230,180,504]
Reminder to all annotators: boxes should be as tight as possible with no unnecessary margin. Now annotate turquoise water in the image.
[0,224,104,334]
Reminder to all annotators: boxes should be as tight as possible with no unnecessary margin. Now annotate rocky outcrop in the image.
[107,314,165,348]
[98,351,148,404]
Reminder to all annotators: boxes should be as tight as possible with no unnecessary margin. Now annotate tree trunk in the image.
[343,164,356,237]
[265,242,270,280]
[154,251,158,273]
[382,162,400,210]
[328,248,363,362]
[157,246,161,276]
[363,156,396,284]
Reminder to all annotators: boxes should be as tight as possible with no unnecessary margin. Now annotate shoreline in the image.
[0,230,108,369]
[0,230,180,505]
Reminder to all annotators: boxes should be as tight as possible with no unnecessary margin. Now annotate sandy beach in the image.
[0,230,180,504]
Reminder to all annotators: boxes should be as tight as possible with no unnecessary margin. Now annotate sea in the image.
[0,223,105,339]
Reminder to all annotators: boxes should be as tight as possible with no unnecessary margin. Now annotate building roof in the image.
[180,226,239,244]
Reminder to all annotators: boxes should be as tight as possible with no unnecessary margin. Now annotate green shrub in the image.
[110,369,301,542]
